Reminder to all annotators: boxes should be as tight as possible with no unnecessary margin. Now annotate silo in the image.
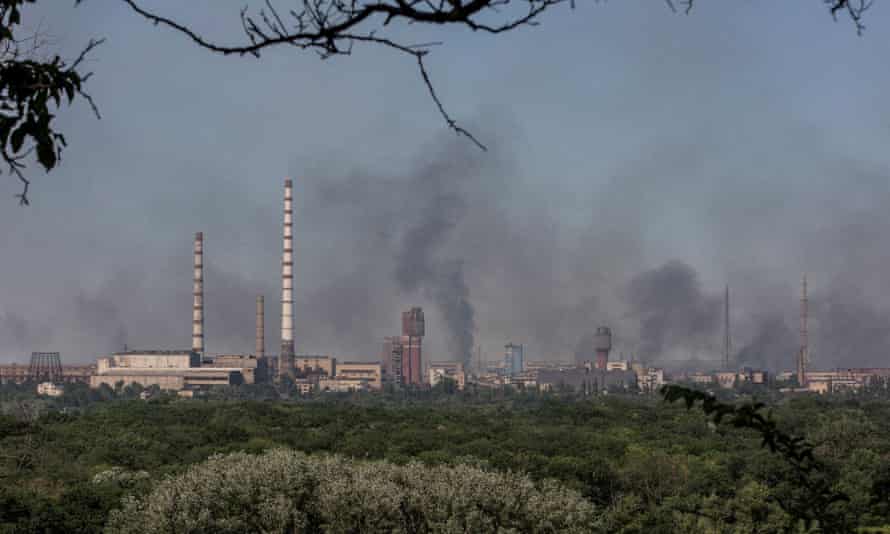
[594,326,612,370]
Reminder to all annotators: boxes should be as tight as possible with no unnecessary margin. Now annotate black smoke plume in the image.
[735,315,796,370]
[394,164,476,365]
[625,261,721,362]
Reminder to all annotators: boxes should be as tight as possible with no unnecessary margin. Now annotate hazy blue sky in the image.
[2,1,890,370]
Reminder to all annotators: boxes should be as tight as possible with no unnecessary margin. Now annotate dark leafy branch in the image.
[0,0,102,205]
[661,385,850,531]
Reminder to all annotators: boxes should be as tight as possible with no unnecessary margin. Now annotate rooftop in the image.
[112,350,194,356]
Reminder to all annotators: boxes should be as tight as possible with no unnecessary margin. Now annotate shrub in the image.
[105,448,596,533]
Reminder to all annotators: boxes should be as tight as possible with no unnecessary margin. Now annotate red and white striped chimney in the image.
[279,179,295,378]
[192,231,204,355]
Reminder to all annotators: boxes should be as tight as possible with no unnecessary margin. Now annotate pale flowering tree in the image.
[105,448,598,533]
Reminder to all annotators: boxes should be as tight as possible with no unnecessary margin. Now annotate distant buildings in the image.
[37,382,63,397]
[0,361,94,385]
[334,362,383,390]
[429,362,466,390]
[294,355,336,377]
[90,350,245,391]
[537,365,637,394]
[204,354,267,384]
[504,343,524,376]
[382,307,425,387]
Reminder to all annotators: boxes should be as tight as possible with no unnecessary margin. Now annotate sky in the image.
[2,1,890,371]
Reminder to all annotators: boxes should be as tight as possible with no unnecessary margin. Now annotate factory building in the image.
[537,367,637,394]
[0,362,95,385]
[606,360,629,372]
[318,378,370,392]
[429,361,466,390]
[635,367,665,393]
[382,307,425,386]
[335,362,383,390]
[504,343,524,376]
[37,382,64,397]
[90,350,245,391]
[204,354,268,384]
[525,360,575,372]
[294,355,336,377]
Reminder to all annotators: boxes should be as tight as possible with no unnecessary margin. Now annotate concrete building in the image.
[525,360,575,372]
[606,360,629,372]
[90,350,244,391]
[636,367,665,393]
[204,354,268,384]
[0,363,95,385]
[506,371,539,389]
[504,343,524,376]
[0,363,27,384]
[37,382,63,397]
[319,377,370,392]
[294,355,336,377]
[688,372,715,385]
[293,378,315,395]
[538,367,637,394]
[401,307,425,385]
[382,307,425,387]
[335,362,383,390]
[429,361,466,390]
[716,371,737,389]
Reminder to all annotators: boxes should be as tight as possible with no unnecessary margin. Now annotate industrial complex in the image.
[2,179,890,398]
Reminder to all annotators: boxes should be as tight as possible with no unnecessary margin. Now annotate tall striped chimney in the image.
[279,179,295,378]
[256,295,265,359]
[192,231,204,355]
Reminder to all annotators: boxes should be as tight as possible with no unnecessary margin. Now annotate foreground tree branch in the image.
[661,385,850,531]
[119,0,874,155]
[121,0,573,152]
[0,0,102,205]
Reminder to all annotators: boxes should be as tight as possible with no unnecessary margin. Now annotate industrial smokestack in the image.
[279,179,295,379]
[798,274,809,386]
[256,295,265,359]
[723,285,731,370]
[594,326,612,370]
[192,231,204,355]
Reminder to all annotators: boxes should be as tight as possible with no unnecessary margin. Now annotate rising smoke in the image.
[735,315,796,370]
[5,126,890,370]
[624,261,722,362]
[394,174,475,365]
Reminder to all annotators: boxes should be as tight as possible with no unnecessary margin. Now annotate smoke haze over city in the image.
[2,2,890,371]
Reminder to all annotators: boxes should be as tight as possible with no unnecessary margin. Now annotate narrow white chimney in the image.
[279,179,295,378]
[192,231,204,355]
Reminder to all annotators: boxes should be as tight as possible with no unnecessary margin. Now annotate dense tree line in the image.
[1,386,890,532]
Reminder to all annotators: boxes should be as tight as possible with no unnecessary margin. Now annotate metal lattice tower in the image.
[28,352,62,383]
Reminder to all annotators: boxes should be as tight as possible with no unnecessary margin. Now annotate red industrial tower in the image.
[383,308,425,386]
[594,327,612,370]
